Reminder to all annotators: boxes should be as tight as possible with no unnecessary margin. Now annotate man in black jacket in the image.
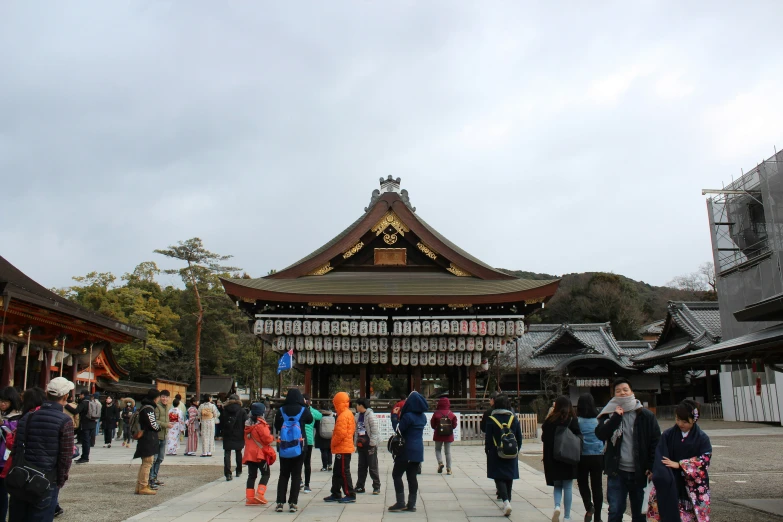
[134,389,161,495]
[595,378,660,522]
[8,377,75,520]
[66,390,97,464]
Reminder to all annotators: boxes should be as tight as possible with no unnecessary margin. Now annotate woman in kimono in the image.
[166,398,185,455]
[647,399,712,522]
[199,394,220,457]
[185,396,200,456]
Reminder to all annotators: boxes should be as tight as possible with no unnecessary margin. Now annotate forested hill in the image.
[498,269,716,340]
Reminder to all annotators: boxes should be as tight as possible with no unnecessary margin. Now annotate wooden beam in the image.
[359,366,367,398]
[1,343,16,388]
[412,366,422,393]
[304,366,313,396]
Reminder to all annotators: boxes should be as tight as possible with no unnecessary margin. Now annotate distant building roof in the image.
[633,301,720,365]
[196,376,235,395]
[638,320,665,337]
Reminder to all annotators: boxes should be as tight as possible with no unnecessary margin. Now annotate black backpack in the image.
[489,415,519,459]
[436,416,454,437]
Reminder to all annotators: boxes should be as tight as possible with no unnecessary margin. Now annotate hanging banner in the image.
[374,412,461,442]
[277,348,294,374]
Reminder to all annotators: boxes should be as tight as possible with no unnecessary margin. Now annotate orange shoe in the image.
[255,484,268,504]
[246,488,263,505]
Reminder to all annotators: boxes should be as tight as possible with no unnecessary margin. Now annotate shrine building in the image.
[221,177,560,399]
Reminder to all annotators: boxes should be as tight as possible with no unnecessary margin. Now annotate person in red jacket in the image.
[243,402,275,505]
[430,396,458,475]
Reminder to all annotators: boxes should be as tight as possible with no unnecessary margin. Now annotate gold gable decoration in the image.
[371,211,409,246]
[342,241,364,259]
[447,263,472,277]
[307,262,334,276]
[416,242,438,260]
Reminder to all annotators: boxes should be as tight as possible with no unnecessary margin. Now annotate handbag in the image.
[386,426,405,459]
[356,433,371,449]
[6,412,57,504]
[248,431,277,466]
[553,424,581,465]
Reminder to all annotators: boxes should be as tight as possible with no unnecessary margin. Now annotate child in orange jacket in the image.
[243,403,275,505]
[323,392,357,503]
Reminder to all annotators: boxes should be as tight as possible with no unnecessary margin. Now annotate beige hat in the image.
[47,377,75,397]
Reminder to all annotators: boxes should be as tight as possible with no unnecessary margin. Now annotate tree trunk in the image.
[190,265,203,399]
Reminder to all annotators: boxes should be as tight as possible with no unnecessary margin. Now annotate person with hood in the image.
[185,396,200,456]
[646,400,711,522]
[101,395,119,448]
[134,389,161,495]
[354,397,381,495]
[301,394,322,493]
[595,378,660,522]
[388,391,428,513]
[274,388,313,513]
[431,396,458,475]
[244,402,275,505]
[323,391,356,504]
[120,399,135,448]
[485,394,523,517]
[198,394,220,457]
[222,394,247,481]
[541,395,581,522]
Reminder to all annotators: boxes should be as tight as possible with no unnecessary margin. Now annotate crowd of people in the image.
[0,376,712,522]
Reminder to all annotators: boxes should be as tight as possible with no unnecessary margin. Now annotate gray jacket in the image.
[354,408,381,448]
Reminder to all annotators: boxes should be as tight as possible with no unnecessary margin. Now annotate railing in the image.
[460,413,538,441]
[653,402,723,421]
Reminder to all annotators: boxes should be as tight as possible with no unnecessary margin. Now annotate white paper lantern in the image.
[457,337,466,351]
[335,352,343,365]
[275,337,285,350]
[265,319,274,334]
[437,352,446,366]
[296,337,304,351]
[412,321,421,336]
[403,321,412,336]
[380,350,388,364]
[378,321,388,336]
[432,320,440,335]
[467,337,475,351]
[315,337,323,351]
[321,320,331,335]
[429,353,437,366]
[455,352,464,366]
[488,321,497,336]
[497,321,506,337]
[325,351,333,364]
[312,320,321,336]
[360,338,369,352]
[275,320,284,335]
[485,337,494,351]
[371,352,379,364]
[451,320,460,335]
[293,320,302,335]
[303,321,311,336]
[439,337,447,352]
[369,321,378,336]
[360,352,369,364]
[478,320,487,336]
[401,352,409,366]
[475,337,484,352]
[316,352,325,364]
[324,337,333,351]
[411,353,419,366]
[469,320,478,335]
[350,352,358,365]
[359,320,368,337]
[393,321,402,336]
[411,338,420,352]
[448,338,457,352]
[392,352,400,365]
[379,338,388,351]
[515,320,525,336]
[286,337,295,351]
[473,352,482,366]
[402,338,411,352]
[420,338,429,352]
[306,351,315,365]
[447,353,455,366]
[284,320,293,335]
[341,321,351,336]
[332,338,341,351]
[305,336,314,350]
[350,338,359,352]
[392,338,401,352]
[331,321,340,336]
[422,320,431,336]
[370,338,378,352]
[350,321,359,336]
[441,320,450,334]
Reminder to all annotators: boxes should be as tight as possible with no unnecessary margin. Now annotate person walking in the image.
[185,396,200,456]
[301,394,322,493]
[120,399,135,448]
[480,392,498,434]
[198,395,220,457]
[596,378,660,522]
[0,387,22,521]
[101,396,119,448]
[316,404,334,472]
[166,398,184,456]
[175,394,187,445]
[388,391,428,513]
[646,400,712,522]
[485,393,523,517]
[222,394,247,481]
[542,396,581,522]
[134,389,161,495]
[354,398,381,495]
[577,394,604,522]
[7,378,75,521]
[431,396,457,475]
[390,395,406,431]
[243,402,275,505]
[148,390,171,488]
[323,391,357,505]
[66,390,98,464]
[274,389,312,513]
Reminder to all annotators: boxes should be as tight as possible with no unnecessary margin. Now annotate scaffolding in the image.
[706,150,782,275]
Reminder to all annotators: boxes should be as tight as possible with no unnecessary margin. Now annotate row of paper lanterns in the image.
[274,336,509,353]
[293,350,487,367]
[258,318,525,337]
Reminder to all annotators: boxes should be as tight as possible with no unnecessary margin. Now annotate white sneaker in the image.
[503,500,512,517]
[552,506,561,522]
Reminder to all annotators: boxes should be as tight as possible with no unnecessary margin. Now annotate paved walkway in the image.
[121,444,631,522]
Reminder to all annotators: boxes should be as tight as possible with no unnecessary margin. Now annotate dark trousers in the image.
[578,455,604,519]
[607,471,646,522]
[8,485,58,522]
[103,427,115,445]
[320,447,332,468]
[303,445,313,487]
[331,453,355,498]
[0,478,7,521]
[357,447,381,490]
[80,425,93,460]
[123,423,131,443]
[392,460,419,507]
[246,461,270,489]
[276,456,304,505]
[495,479,513,502]
[224,448,242,477]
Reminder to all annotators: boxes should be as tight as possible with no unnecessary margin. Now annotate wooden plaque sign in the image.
[374,248,407,266]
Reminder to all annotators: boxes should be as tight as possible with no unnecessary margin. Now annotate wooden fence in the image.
[652,402,723,421]
[460,413,538,441]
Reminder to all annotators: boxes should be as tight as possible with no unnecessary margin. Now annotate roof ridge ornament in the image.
[365,177,416,212]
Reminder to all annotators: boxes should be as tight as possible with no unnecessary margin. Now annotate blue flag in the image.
[277,348,294,374]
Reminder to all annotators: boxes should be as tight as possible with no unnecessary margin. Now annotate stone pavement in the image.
[123,444,632,522]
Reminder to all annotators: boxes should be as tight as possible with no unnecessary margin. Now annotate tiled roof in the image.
[673,323,783,365]
[638,320,664,336]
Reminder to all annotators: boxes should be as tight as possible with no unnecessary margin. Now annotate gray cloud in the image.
[1,1,782,289]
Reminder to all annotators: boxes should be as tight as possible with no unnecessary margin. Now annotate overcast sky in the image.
[2,2,782,290]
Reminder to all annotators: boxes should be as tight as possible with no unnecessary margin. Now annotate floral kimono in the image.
[166,407,184,455]
[186,405,200,455]
[647,423,711,522]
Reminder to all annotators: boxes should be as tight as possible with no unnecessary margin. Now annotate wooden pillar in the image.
[277,372,283,398]
[412,366,422,392]
[39,351,52,389]
[1,343,16,388]
[668,367,676,405]
[71,361,79,390]
[366,365,372,398]
[319,366,330,399]
[304,366,313,397]
[469,366,477,408]
[705,369,713,403]
[359,366,367,398]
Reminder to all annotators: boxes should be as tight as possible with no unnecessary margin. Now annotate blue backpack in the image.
[278,407,305,458]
